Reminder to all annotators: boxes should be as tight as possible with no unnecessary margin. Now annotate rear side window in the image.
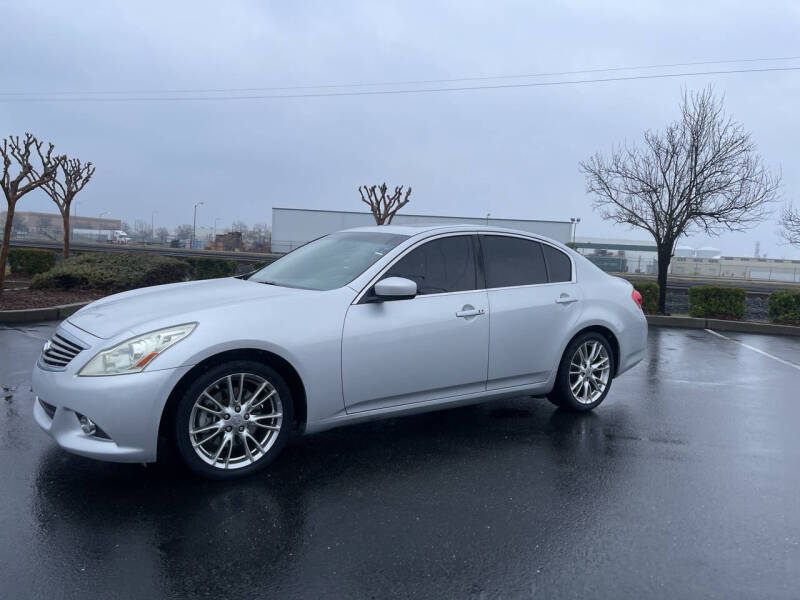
[542,244,572,282]
[384,235,477,295]
[481,236,548,288]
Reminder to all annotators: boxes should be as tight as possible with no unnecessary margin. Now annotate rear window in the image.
[542,244,572,282]
[481,236,548,288]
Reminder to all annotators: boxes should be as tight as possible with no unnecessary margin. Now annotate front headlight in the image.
[78,323,197,376]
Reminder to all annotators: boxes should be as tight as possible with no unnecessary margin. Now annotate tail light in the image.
[631,289,643,310]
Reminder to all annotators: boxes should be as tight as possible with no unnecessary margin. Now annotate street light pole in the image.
[570,217,581,245]
[192,202,204,249]
[151,211,158,241]
[214,217,221,240]
[486,213,491,225]
[71,202,81,243]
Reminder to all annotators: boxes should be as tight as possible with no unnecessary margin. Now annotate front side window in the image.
[384,235,477,295]
[481,235,548,288]
[250,231,408,290]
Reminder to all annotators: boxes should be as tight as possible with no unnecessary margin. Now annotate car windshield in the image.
[249,231,409,290]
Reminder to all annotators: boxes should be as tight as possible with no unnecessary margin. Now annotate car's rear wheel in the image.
[174,360,293,479]
[548,332,614,412]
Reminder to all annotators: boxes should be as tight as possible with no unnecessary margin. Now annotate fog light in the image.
[78,414,96,436]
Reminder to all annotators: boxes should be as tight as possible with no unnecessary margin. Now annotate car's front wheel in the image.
[174,360,293,479]
[548,332,615,411]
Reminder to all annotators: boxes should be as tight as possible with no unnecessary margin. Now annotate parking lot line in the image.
[704,328,800,371]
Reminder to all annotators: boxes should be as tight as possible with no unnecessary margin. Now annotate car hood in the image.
[68,277,310,339]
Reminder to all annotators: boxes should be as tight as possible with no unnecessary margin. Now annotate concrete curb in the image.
[646,314,800,337]
[0,301,90,324]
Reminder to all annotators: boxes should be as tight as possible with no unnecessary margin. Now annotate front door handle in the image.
[456,306,485,318]
[555,295,579,305]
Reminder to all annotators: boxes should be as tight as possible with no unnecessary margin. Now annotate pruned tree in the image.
[581,87,780,313]
[779,203,800,246]
[1,133,60,292]
[358,183,412,225]
[41,156,95,258]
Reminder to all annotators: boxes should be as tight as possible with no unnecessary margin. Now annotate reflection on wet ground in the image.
[2,324,799,598]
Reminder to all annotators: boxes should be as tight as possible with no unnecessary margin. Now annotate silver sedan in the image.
[33,225,647,479]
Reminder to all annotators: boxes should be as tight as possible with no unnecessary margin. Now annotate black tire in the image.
[548,332,615,412]
[174,360,293,480]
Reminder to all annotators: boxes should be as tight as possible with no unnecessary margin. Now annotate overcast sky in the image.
[1,0,798,257]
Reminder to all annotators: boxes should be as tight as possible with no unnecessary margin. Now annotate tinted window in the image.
[384,235,476,294]
[542,244,572,282]
[481,236,548,288]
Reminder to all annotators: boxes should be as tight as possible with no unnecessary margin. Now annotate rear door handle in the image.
[555,295,579,305]
[456,308,485,318]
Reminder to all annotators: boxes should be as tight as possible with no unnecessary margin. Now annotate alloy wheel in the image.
[568,340,611,405]
[189,373,283,470]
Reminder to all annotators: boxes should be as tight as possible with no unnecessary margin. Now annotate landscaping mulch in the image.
[0,288,104,311]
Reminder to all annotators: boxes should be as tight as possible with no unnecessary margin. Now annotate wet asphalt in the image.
[1,323,799,599]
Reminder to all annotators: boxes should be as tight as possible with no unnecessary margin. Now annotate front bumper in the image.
[32,359,191,463]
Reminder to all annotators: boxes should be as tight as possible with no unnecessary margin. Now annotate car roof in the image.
[340,223,566,246]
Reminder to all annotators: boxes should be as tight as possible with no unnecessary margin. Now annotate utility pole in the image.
[192,201,204,249]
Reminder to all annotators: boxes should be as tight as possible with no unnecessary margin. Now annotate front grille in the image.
[40,332,86,369]
[38,398,57,419]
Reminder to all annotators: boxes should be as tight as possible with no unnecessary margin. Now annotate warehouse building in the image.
[271,207,573,253]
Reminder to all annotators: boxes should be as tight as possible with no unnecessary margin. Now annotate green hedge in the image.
[767,290,800,324]
[631,281,659,313]
[30,252,188,293]
[8,248,57,276]
[182,257,237,280]
[688,286,746,320]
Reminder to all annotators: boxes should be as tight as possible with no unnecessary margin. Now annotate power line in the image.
[1,55,799,97]
[1,66,798,104]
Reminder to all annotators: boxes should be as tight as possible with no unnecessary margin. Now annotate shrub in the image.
[30,252,188,293]
[8,248,57,276]
[182,257,237,280]
[631,281,659,313]
[688,286,746,320]
[767,290,800,324]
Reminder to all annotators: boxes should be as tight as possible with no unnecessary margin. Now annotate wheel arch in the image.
[566,325,621,377]
[158,348,308,451]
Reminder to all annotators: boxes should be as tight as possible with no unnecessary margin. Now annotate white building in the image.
[271,207,573,253]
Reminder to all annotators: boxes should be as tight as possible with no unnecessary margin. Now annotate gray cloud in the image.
[1,0,798,257]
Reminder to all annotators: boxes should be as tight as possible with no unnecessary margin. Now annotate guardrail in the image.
[7,239,281,264]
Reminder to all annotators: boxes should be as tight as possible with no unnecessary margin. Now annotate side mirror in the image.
[371,277,417,301]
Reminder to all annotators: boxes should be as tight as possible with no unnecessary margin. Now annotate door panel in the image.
[479,234,582,390]
[342,291,490,412]
[486,282,582,389]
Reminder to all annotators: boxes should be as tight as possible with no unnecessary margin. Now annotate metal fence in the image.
[583,254,800,283]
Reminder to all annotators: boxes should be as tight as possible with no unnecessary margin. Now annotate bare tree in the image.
[131,219,152,243]
[230,220,249,234]
[175,224,194,241]
[40,156,95,258]
[1,133,60,292]
[358,183,412,225]
[581,87,780,313]
[155,226,170,244]
[779,203,800,246]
